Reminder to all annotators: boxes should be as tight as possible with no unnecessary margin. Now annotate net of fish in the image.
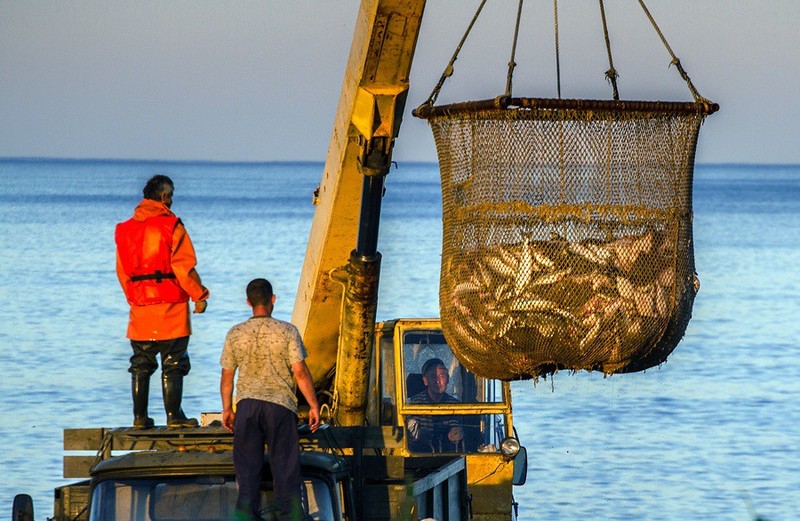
[415,98,716,380]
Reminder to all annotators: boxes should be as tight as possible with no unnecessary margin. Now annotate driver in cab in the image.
[406,358,464,452]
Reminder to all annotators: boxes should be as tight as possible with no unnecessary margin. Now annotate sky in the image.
[1,1,798,165]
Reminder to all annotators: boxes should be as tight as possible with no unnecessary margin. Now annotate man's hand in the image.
[448,426,464,443]
[308,407,321,433]
[219,369,235,432]
[222,409,235,433]
[293,360,322,434]
[193,300,208,314]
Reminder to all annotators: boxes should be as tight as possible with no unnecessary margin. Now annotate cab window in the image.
[402,330,508,454]
[379,334,396,426]
[89,476,335,521]
[402,330,503,404]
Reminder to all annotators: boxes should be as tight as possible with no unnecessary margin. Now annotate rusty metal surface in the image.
[414,96,719,118]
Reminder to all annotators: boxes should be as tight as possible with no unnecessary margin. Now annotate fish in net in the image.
[416,98,716,379]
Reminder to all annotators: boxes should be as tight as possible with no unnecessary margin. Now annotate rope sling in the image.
[413,0,719,380]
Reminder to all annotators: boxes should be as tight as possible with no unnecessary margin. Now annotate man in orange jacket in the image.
[115,174,209,429]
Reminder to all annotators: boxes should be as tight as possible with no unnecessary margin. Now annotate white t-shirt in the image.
[220,316,307,414]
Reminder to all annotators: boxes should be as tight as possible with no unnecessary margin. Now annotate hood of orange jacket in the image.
[132,198,174,221]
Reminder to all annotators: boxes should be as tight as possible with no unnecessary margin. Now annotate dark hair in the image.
[246,278,274,307]
[143,175,174,200]
[421,358,446,376]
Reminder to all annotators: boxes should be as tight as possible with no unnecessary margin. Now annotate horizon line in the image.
[1,156,799,169]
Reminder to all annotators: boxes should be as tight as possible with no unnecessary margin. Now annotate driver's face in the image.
[424,366,449,396]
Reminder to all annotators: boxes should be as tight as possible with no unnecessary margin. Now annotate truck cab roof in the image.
[91,447,350,480]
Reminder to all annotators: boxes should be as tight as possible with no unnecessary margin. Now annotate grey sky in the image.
[1,1,797,164]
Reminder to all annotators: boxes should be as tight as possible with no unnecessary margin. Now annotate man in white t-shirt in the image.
[220,278,320,520]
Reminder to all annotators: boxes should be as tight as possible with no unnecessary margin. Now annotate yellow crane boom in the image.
[291,0,426,424]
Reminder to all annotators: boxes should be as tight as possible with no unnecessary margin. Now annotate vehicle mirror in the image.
[512,446,528,486]
[13,493,34,521]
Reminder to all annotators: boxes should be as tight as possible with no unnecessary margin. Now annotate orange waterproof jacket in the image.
[115,199,209,341]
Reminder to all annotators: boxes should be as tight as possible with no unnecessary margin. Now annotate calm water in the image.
[1,159,798,520]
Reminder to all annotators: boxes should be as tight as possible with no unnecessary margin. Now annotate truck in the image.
[13,319,526,520]
[13,320,528,521]
[13,1,528,519]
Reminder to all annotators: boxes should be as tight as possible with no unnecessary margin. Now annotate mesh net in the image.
[419,99,710,380]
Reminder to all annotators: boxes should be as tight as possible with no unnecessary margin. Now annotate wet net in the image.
[415,97,717,380]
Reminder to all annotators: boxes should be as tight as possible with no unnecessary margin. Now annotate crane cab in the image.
[367,319,527,517]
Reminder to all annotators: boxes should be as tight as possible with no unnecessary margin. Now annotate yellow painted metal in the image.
[390,319,518,518]
[291,0,427,386]
[466,456,516,521]
[352,85,410,140]
[288,1,519,515]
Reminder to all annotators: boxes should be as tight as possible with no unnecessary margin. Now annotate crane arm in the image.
[291,0,427,419]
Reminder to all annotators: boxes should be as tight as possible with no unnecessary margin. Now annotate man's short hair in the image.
[421,358,446,377]
[246,278,274,307]
[143,174,174,200]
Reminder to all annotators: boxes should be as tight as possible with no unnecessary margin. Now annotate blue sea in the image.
[1,159,798,520]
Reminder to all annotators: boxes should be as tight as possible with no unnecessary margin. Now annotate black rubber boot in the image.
[163,374,198,428]
[132,374,154,429]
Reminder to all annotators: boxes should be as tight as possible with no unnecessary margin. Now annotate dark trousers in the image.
[233,399,302,520]
[128,336,191,377]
